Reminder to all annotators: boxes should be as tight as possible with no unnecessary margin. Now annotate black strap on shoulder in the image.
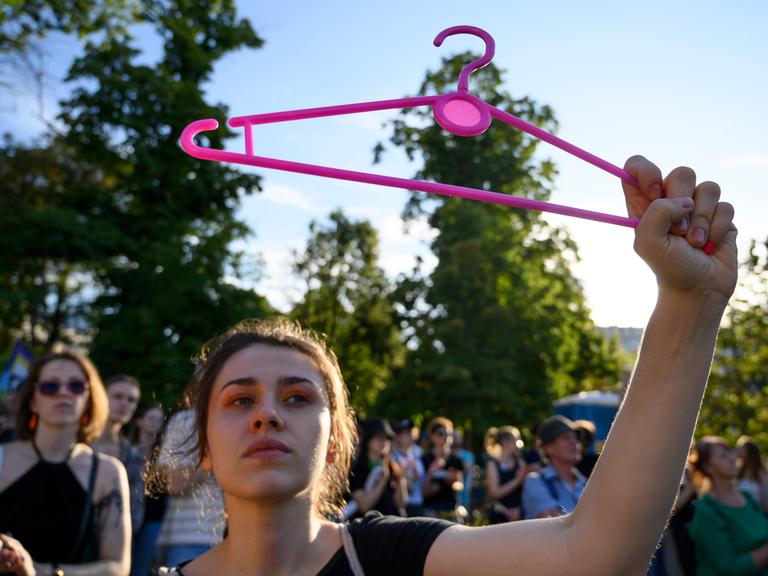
[68,450,100,563]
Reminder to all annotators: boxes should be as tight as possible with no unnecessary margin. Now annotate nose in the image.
[249,398,285,431]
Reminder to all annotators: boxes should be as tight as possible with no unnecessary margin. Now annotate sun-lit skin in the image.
[202,344,334,504]
[30,359,90,430]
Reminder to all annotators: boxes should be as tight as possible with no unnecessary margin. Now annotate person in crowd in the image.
[0,351,130,575]
[484,426,527,523]
[0,391,20,444]
[521,421,544,474]
[391,418,426,517]
[156,157,738,576]
[0,403,12,444]
[689,436,768,575]
[91,375,145,536]
[155,401,225,568]
[451,430,475,514]
[574,419,599,478]
[348,419,406,518]
[130,404,168,576]
[667,460,698,576]
[522,415,586,519]
[132,403,165,459]
[736,435,768,513]
[422,417,464,521]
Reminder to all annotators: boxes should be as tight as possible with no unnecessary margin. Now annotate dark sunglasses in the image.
[36,379,90,396]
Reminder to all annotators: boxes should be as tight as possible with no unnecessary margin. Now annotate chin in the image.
[224,469,309,502]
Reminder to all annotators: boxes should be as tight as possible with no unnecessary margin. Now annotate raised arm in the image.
[425,156,738,576]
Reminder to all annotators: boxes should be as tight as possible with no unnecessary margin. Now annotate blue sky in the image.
[3,1,766,327]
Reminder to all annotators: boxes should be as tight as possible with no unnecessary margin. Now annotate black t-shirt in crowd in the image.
[348,457,402,517]
[170,512,452,576]
[422,452,464,509]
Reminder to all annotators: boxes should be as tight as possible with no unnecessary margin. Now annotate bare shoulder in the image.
[0,441,35,489]
[71,444,128,499]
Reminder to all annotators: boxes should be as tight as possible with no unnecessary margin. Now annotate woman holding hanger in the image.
[160,156,737,576]
[0,351,131,576]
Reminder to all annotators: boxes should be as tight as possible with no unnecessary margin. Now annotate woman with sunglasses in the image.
[0,351,131,576]
[162,156,738,576]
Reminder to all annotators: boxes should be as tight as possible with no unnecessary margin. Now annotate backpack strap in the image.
[342,524,365,576]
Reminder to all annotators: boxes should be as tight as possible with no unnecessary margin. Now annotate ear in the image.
[201,449,212,472]
[326,436,338,465]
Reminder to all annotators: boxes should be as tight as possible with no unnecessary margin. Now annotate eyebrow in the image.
[219,375,319,393]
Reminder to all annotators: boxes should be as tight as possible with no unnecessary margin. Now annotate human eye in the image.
[227,395,254,408]
[284,391,311,405]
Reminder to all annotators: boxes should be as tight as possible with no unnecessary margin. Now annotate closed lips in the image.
[243,439,291,457]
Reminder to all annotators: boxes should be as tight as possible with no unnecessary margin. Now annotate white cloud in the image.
[259,182,319,213]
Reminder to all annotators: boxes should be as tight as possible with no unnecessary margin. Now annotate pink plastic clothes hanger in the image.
[180,24,714,248]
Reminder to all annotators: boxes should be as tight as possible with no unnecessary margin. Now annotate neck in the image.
[550,459,576,481]
[138,429,156,447]
[709,476,737,500]
[98,420,123,445]
[217,494,332,574]
[34,422,79,460]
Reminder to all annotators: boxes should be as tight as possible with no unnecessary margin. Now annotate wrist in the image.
[655,288,728,327]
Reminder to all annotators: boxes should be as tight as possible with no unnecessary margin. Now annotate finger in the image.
[663,166,697,236]
[634,197,695,256]
[687,181,722,248]
[706,202,736,252]
[623,155,664,219]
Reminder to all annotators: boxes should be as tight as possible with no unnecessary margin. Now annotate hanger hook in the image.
[433,25,495,94]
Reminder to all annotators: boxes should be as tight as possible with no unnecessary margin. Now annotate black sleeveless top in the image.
[0,442,98,568]
[491,458,523,508]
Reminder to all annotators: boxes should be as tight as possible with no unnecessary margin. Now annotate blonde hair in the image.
[191,317,358,518]
[484,425,523,460]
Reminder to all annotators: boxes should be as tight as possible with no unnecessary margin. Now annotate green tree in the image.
[290,210,405,416]
[375,54,620,437]
[0,1,273,406]
[699,238,768,447]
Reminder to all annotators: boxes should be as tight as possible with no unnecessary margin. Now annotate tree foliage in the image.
[0,0,272,406]
[290,210,405,417]
[375,55,620,438]
[700,238,768,447]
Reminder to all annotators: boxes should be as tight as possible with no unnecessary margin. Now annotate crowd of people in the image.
[0,157,750,575]
[2,362,767,575]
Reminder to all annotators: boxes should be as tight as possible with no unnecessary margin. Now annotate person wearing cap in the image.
[522,415,587,519]
[347,418,407,518]
[391,418,426,517]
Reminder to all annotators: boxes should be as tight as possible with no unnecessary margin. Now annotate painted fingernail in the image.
[704,241,717,255]
[693,227,707,246]
[672,197,694,209]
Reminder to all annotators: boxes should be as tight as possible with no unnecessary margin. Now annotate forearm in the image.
[353,477,388,513]
[569,291,726,574]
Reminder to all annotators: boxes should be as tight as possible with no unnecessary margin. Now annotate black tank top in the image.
[0,442,98,566]
[492,458,523,508]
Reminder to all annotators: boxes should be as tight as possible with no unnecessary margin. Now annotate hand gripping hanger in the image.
[180,25,644,228]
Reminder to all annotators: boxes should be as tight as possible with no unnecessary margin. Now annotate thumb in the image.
[634,197,694,254]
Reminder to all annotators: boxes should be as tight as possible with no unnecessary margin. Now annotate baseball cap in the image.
[538,415,577,445]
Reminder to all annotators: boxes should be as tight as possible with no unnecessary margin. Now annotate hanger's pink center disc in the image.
[443,99,482,127]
